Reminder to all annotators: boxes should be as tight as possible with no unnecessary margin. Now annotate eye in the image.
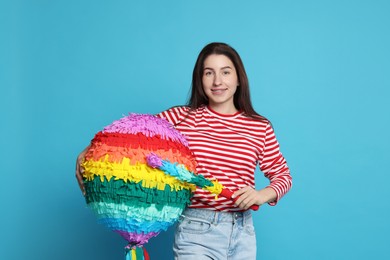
[222,70,231,75]
[204,70,213,76]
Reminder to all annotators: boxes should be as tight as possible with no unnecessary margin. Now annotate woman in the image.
[76,42,292,259]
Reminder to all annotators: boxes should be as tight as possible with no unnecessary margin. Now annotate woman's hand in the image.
[75,146,89,196]
[232,186,277,210]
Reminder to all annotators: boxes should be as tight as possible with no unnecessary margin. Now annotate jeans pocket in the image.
[178,215,212,234]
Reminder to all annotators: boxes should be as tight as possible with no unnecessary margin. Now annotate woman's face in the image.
[202,54,239,113]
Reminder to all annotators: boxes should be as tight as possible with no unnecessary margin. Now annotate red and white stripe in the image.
[157,105,292,211]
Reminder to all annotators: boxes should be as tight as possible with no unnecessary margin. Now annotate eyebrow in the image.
[203,66,233,71]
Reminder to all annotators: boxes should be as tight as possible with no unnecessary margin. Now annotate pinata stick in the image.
[146,153,259,211]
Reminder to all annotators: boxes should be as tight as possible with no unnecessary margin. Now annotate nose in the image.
[213,73,222,86]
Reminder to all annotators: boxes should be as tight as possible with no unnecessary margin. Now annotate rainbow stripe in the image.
[82,114,196,258]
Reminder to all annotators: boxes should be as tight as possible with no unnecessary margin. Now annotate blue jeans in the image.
[173,208,257,260]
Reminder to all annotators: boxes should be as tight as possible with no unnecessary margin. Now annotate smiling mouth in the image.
[211,88,227,94]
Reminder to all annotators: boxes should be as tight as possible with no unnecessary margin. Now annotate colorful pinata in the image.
[81,113,197,259]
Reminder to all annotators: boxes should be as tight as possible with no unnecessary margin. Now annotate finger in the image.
[243,198,255,210]
[78,182,85,195]
[234,196,242,207]
[239,199,254,210]
[76,177,85,194]
[238,191,258,208]
[75,171,86,196]
[234,194,249,208]
[237,200,251,210]
[76,159,83,177]
[232,186,249,198]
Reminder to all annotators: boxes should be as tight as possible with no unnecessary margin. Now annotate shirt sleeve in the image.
[258,122,292,206]
[156,106,190,126]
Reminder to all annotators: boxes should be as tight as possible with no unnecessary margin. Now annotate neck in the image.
[208,104,238,115]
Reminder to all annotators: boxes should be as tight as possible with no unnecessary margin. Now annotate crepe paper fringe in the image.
[125,247,150,260]
[120,231,158,247]
[85,179,192,206]
[99,217,173,234]
[82,158,197,191]
[84,143,196,172]
[146,153,210,186]
[89,132,193,157]
[84,178,193,207]
[103,113,188,146]
[147,153,224,198]
[88,202,185,223]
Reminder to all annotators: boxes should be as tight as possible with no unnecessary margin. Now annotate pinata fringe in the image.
[81,156,196,191]
[125,246,150,260]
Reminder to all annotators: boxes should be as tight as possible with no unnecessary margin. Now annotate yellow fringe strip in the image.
[131,249,136,259]
[82,155,196,192]
[204,180,224,199]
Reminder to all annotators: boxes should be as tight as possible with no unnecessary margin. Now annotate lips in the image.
[211,88,228,94]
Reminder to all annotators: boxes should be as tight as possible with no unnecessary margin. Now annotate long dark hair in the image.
[187,42,267,121]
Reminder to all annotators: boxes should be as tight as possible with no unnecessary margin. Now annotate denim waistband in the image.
[182,208,252,225]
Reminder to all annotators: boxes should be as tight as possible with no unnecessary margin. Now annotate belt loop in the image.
[212,211,218,225]
[243,210,250,226]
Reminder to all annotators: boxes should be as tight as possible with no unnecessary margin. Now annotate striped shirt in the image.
[157,105,292,212]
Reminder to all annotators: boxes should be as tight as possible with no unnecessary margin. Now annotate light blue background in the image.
[1,0,389,259]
